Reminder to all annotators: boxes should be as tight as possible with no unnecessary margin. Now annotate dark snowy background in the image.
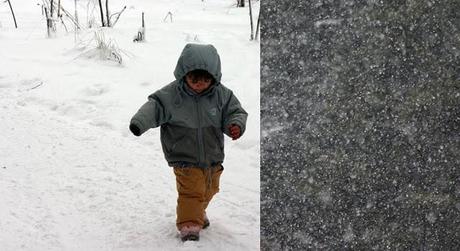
[261,0,459,250]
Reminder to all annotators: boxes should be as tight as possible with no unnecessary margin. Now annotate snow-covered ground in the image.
[0,0,260,250]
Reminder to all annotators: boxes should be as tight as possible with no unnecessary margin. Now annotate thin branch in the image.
[255,14,260,41]
[110,6,126,27]
[6,0,18,28]
[248,0,254,40]
[57,0,61,17]
[105,0,110,27]
[27,82,44,91]
[163,11,173,23]
[60,15,68,33]
[59,5,81,29]
[74,0,79,27]
[50,0,54,17]
[45,6,51,37]
[98,0,105,27]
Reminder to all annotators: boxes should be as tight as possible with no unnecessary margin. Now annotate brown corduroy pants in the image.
[173,164,223,230]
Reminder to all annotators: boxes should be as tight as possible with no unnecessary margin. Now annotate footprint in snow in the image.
[82,84,109,96]
[90,120,115,130]
[16,78,44,91]
[19,78,41,86]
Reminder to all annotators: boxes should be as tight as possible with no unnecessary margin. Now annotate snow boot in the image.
[179,224,201,241]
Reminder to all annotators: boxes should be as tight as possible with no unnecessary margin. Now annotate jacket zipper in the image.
[195,97,205,166]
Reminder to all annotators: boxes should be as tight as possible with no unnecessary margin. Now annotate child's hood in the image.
[173,43,222,83]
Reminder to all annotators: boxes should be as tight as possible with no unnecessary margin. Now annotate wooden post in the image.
[7,0,18,28]
[142,12,145,28]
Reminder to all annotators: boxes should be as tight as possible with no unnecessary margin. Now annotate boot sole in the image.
[181,234,200,241]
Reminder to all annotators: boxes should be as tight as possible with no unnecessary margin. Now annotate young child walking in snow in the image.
[129,43,248,241]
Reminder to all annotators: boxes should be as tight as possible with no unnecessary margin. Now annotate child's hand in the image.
[228,124,241,140]
[130,124,141,136]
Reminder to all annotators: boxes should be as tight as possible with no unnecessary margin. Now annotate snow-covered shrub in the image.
[76,30,126,64]
[94,31,123,63]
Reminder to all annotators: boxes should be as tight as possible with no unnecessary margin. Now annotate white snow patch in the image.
[0,0,259,250]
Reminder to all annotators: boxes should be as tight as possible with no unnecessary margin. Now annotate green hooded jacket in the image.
[130,43,248,168]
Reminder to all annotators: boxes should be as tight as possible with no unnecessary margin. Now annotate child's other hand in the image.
[228,124,241,140]
[130,124,141,136]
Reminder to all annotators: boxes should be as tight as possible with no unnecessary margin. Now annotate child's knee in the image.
[174,167,207,195]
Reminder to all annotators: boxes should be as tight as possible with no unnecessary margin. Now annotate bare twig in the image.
[27,82,44,91]
[57,0,61,17]
[255,14,260,41]
[110,5,126,27]
[74,0,79,27]
[50,0,54,17]
[59,5,81,29]
[142,12,145,28]
[60,15,68,33]
[248,0,254,40]
[133,12,145,42]
[105,0,110,27]
[163,11,173,23]
[98,0,105,26]
[45,7,51,37]
[6,0,18,28]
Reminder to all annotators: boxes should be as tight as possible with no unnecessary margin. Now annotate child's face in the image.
[185,74,213,94]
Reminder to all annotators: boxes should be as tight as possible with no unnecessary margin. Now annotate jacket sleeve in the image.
[130,94,170,136]
[222,91,248,137]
